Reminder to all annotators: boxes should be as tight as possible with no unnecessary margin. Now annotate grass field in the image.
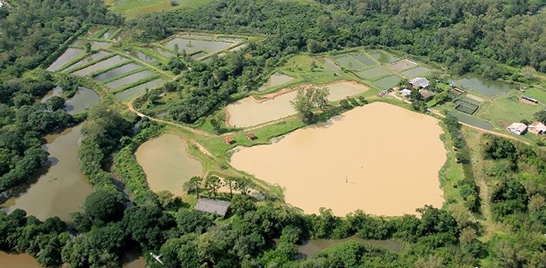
[105,0,215,19]
[478,94,543,127]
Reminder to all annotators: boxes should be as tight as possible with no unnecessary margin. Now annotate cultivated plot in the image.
[258,73,295,91]
[333,55,365,70]
[401,67,429,78]
[72,55,128,76]
[114,79,165,102]
[164,38,232,55]
[93,63,143,81]
[369,50,399,64]
[356,67,391,80]
[374,75,402,89]
[63,51,111,72]
[47,48,82,71]
[388,59,418,72]
[126,51,158,63]
[105,70,154,89]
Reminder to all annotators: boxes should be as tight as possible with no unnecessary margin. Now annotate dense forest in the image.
[1,0,546,267]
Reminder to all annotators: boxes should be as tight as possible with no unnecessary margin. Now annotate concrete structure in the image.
[409,77,430,88]
[194,198,231,217]
[400,89,412,97]
[528,121,546,135]
[507,122,527,135]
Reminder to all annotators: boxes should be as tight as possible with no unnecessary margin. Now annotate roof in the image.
[507,122,527,133]
[529,121,546,132]
[224,136,234,143]
[419,89,434,99]
[400,89,412,96]
[194,198,231,217]
[409,77,430,88]
[246,132,256,139]
[0,2,3,7]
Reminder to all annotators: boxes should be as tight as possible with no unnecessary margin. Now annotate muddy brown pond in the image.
[231,102,446,216]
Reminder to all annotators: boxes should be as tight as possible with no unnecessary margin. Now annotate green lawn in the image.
[477,93,543,127]
[105,0,215,19]
[522,87,546,104]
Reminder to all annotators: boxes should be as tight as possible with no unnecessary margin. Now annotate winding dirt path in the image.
[127,99,213,137]
[430,108,530,146]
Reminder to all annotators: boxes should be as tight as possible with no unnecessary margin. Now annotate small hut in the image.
[224,136,234,144]
[194,198,231,217]
[246,132,256,140]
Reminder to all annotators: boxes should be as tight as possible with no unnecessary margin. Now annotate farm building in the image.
[400,89,412,97]
[409,77,430,88]
[194,198,231,217]
[528,121,546,135]
[507,122,527,135]
[520,96,539,104]
[224,136,234,144]
[419,89,434,100]
[246,132,256,140]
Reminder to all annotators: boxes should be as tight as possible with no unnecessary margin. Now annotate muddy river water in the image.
[231,102,446,216]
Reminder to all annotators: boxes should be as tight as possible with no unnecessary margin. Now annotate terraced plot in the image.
[105,70,154,89]
[191,52,207,60]
[374,75,402,89]
[258,73,295,91]
[388,59,417,72]
[352,54,376,66]
[153,47,175,58]
[401,67,429,78]
[127,51,157,63]
[370,51,398,64]
[93,63,143,81]
[114,79,165,102]
[47,48,82,71]
[165,38,232,55]
[357,67,390,80]
[333,56,364,70]
[63,51,111,72]
[72,55,127,76]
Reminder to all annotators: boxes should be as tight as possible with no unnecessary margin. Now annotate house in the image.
[507,122,527,135]
[528,121,546,135]
[400,89,412,97]
[419,89,434,100]
[224,136,234,144]
[0,2,3,7]
[246,132,256,140]
[194,198,231,217]
[409,77,430,88]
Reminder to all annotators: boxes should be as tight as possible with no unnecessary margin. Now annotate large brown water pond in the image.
[226,81,369,127]
[231,102,446,216]
[135,134,203,196]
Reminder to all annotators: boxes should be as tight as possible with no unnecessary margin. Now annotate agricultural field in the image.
[104,0,215,19]
[45,29,249,104]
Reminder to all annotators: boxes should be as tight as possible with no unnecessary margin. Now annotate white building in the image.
[507,122,527,135]
[410,77,430,88]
